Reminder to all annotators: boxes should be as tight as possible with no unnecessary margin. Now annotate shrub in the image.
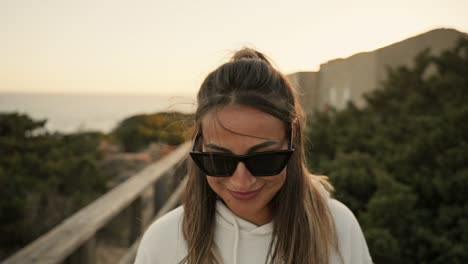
[306,38,468,263]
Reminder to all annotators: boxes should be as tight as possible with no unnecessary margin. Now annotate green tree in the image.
[112,111,194,152]
[306,37,468,263]
[0,113,108,259]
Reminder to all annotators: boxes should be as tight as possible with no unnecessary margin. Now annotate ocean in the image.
[0,93,196,133]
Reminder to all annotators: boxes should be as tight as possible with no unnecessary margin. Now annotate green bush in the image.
[306,37,468,263]
[0,113,108,258]
[112,111,194,152]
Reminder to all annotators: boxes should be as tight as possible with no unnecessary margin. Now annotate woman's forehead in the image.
[200,105,286,142]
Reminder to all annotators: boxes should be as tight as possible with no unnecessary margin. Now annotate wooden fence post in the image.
[129,197,143,246]
[65,235,96,264]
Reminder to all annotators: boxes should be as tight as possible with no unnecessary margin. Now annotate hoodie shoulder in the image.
[134,206,186,264]
[328,199,373,264]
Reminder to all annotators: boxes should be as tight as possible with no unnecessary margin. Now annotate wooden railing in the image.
[3,142,191,264]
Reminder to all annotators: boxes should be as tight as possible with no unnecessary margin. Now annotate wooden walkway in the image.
[2,142,191,264]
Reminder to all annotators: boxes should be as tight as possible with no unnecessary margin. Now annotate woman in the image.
[134,48,373,264]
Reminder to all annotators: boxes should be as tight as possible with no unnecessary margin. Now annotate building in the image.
[287,28,468,117]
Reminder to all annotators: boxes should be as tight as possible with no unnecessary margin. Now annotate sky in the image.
[1,0,468,95]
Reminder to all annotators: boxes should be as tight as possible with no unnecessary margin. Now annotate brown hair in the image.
[181,48,339,264]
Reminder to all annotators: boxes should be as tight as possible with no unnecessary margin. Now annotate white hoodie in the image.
[134,197,373,264]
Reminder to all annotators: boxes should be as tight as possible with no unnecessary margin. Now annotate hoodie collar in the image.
[215,200,273,264]
[215,200,273,235]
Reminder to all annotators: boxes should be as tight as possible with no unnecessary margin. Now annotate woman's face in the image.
[200,104,288,225]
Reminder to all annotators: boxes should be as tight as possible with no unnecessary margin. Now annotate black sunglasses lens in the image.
[193,154,236,176]
[245,152,291,176]
[191,151,293,177]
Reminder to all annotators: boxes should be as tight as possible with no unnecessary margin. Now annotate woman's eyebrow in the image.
[247,140,279,153]
[203,143,233,153]
[203,140,280,154]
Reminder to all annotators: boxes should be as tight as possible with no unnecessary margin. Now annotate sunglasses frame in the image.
[189,124,294,177]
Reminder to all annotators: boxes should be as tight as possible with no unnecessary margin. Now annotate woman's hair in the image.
[181,48,338,264]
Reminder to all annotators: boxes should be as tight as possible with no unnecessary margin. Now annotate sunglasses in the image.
[189,127,294,177]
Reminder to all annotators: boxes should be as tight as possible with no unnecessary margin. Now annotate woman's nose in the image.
[229,162,256,190]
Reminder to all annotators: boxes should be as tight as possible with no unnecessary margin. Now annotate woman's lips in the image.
[229,187,263,200]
